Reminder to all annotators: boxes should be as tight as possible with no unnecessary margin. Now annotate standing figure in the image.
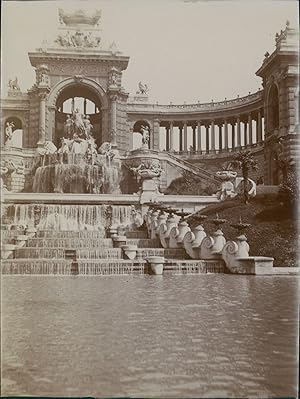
[72,108,85,137]
[5,122,14,145]
[83,115,93,139]
[140,125,150,146]
[64,115,73,138]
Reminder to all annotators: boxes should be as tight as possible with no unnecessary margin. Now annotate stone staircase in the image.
[1,223,225,275]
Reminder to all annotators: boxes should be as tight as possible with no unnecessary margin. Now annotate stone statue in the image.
[64,115,73,138]
[8,77,20,91]
[137,82,149,95]
[72,108,85,137]
[83,115,93,138]
[141,125,150,146]
[39,72,49,86]
[5,122,14,144]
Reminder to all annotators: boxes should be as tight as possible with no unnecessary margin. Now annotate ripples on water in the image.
[1,275,299,398]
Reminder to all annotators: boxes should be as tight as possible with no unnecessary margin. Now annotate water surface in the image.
[1,275,299,398]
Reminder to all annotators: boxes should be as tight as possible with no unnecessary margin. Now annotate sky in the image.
[1,0,299,104]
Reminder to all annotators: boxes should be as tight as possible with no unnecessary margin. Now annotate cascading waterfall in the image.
[33,164,105,194]
[6,204,135,231]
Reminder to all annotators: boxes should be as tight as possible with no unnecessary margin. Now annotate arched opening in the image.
[55,83,102,148]
[268,84,279,132]
[4,116,23,147]
[132,120,150,150]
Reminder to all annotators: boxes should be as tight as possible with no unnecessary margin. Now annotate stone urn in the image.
[1,244,16,259]
[121,244,138,260]
[112,235,127,248]
[14,234,29,248]
[146,256,165,275]
[108,226,118,238]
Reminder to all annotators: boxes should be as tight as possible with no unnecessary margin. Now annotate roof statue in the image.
[137,82,149,95]
[8,77,20,91]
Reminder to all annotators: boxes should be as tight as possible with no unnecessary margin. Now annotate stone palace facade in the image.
[1,9,299,193]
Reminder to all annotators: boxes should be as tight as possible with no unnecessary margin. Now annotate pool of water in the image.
[1,275,299,398]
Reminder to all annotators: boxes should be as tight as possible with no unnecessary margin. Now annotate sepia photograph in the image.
[1,0,299,397]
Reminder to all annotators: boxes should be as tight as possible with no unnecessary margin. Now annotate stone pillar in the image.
[237,116,241,147]
[110,95,117,140]
[224,120,228,150]
[248,114,253,145]
[218,123,223,152]
[169,121,174,151]
[231,122,235,149]
[206,125,210,153]
[37,91,48,146]
[211,120,215,151]
[166,126,170,151]
[192,125,196,150]
[244,120,248,146]
[84,99,87,115]
[183,122,188,151]
[179,125,183,152]
[197,121,201,152]
[257,110,262,142]
[153,119,160,150]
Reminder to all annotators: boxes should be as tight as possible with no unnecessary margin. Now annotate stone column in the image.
[257,110,262,142]
[224,119,228,150]
[206,125,210,153]
[179,125,183,152]
[153,119,160,150]
[231,122,235,149]
[248,114,253,145]
[37,91,48,146]
[169,121,174,151]
[236,116,241,147]
[183,122,188,151]
[244,120,248,146]
[192,125,196,150]
[218,123,223,152]
[211,120,215,151]
[166,126,170,151]
[84,99,87,115]
[197,121,201,152]
[110,94,118,141]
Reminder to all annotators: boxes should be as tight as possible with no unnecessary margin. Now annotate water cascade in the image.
[6,204,134,231]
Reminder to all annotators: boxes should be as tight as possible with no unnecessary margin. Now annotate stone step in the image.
[126,230,148,239]
[1,258,225,275]
[136,248,186,259]
[14,247,122,259]
[127,238,161,248]
[26,238,114,248]
[36,230,106,239]
[164,259,226,274]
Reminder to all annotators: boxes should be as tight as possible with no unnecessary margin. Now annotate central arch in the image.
[47,77,109,146]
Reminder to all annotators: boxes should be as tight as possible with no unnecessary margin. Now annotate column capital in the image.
[109,94,118,102]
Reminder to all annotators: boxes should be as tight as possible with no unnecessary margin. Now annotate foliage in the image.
[165,171,216,195]
[230,150,258,204]
[278,161,300,207]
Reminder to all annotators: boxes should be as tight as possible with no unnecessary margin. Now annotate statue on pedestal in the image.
[8,77,20,91]
[140,125,150,147]
[83,115,93,139]
[137,82,149,95]
[5,122,14,145]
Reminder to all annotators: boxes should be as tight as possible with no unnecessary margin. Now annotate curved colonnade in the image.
[127,90,265,155]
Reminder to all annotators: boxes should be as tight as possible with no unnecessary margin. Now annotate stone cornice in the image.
[126,91,264,119]
[28,51,130,70]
